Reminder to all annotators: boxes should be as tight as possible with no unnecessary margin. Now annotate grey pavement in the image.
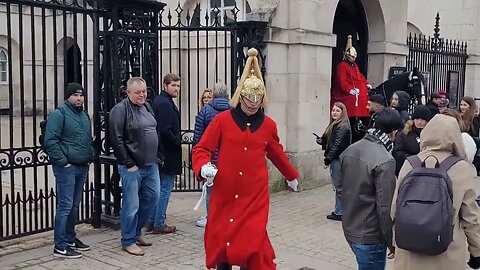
[0,185,396,270]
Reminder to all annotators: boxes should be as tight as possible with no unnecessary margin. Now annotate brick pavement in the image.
[0,185,397,270]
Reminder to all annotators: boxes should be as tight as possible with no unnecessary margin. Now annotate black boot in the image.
[216,263,232,270]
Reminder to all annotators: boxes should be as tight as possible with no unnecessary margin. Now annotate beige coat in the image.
[391,114,480,270]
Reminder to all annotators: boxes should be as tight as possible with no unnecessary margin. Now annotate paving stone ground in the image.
[0,185,407,270]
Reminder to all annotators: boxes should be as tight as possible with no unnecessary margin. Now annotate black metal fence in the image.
[407,13,468,108]
[0,0,100,241]
[0,0,268,240]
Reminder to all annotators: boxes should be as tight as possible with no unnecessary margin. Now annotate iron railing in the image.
[407,13,468,108]
[0,0,100,241]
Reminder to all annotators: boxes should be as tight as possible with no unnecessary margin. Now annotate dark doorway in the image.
[331,0,368,80]
[66,44,82,84]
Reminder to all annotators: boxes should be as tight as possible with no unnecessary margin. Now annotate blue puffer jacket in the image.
[193,97,230,163]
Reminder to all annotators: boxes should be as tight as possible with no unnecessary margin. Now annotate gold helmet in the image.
[344,35,357,60]
[230,48,267,107]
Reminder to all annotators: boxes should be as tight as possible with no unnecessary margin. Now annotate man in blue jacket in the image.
[147,74,182,234]
[193,82,230,227]
[44,83,94,259]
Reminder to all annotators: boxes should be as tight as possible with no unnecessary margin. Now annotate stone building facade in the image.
[0,0,479,189]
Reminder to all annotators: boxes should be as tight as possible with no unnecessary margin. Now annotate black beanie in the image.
[369,94,386,106]
[373,107,403,134]
[411,105,432,121]
[65,83,84,99]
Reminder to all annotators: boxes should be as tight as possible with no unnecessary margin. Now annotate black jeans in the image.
[217,263,247,270]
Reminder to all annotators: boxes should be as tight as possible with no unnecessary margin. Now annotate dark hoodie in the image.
[393,91,411,123]
[193,97,231,147]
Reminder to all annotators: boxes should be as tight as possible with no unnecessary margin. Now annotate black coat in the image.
[152,91,182,175]
[393,129,421,175]
[323,122,351,165]
[426,101,440,116]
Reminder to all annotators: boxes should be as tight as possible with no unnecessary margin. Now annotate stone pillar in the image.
[260,0,339,190]
[364,0,409,86]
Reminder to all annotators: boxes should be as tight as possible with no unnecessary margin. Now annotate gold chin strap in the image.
[240,69,265,102]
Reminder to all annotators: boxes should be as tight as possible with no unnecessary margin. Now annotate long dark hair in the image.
[460,96,476,133]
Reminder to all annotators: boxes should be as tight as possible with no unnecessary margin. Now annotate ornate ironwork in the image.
[0,0,99,241]
[407,13,468,108]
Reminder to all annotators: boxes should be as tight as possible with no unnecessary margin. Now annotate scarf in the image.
[367,128,394,153]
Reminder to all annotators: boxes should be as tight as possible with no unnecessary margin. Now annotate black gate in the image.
[0,0,101,241]
[97,1,267,224]
[407,13,468,107]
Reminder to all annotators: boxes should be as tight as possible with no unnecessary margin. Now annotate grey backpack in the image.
[395,155,460,256]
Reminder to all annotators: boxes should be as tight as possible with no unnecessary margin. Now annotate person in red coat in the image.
[332,35,371,141]
[192,48,299,270]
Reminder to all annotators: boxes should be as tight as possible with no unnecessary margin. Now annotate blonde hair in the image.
[199,88,213,109]
[402,120,414,134]
[324,102,351,141]
[230,48,267,108]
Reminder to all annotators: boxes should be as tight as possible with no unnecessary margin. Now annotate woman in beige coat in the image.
[391,114,480,270]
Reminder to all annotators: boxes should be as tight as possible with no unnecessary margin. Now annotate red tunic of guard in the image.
[192,110,299,269]
[332,61,370,117]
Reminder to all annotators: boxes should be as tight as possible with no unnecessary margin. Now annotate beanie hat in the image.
[373,107,403,134]
[369,94,386,106]
[411,105,432,122]
[431,90,447,99]
[65,83,84,99]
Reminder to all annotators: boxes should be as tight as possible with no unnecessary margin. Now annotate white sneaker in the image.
[196,216,207,228]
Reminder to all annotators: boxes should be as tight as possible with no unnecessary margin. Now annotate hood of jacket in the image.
[420,114,467,160]
[394,91,411,111]
[208,97,231,112]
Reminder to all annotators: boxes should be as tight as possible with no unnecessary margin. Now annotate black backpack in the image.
[395,155,460,256]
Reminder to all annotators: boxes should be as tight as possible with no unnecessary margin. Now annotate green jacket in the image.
[44,101,94,166]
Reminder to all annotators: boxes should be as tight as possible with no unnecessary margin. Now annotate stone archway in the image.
[332,0,369,80]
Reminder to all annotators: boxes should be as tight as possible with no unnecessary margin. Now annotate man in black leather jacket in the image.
[109,77,161,256]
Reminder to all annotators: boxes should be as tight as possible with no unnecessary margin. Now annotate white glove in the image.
[287,179,298,191]
[367,84,372,90]
[201,163,218,187]
[349,88,360,95]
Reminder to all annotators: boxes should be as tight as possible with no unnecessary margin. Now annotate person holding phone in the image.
[317,102,351,221]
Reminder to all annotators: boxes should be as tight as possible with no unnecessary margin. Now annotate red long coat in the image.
[192,110,299,269]
[331,61,370,117]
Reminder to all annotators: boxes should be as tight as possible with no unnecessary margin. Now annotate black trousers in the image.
[216,263,247,270]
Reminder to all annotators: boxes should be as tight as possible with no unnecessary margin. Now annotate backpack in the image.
[394,155,461,256]
[39,107,66,149]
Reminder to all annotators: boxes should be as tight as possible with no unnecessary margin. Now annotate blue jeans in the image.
[348,242,387,270]
[119,164,160,247]
[330,159,342,215]
[149,173,174,227]
[53,164,89,250]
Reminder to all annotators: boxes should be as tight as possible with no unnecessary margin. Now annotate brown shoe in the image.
[137,237,152,247]
[152,225,177,234]
[122,244,145,256]
[143,223,153,233]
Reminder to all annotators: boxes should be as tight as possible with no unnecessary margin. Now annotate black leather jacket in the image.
[109,98,163,168]
[323,122,351,165]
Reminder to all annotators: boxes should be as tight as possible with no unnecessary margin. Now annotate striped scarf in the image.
[367,128,394,153]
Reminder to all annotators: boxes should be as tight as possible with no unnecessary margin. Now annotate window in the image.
[207,0,251,25]
[0,49,7,83]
